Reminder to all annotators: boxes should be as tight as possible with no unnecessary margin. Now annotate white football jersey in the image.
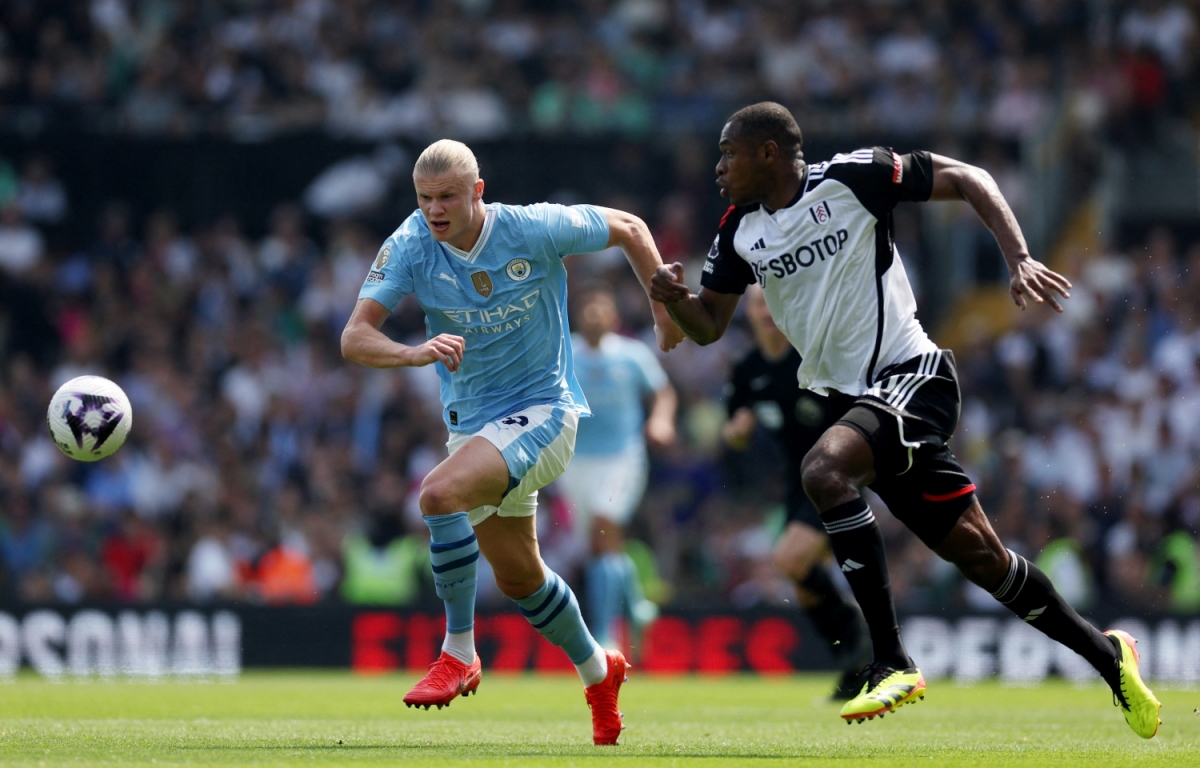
[701,146,938,396]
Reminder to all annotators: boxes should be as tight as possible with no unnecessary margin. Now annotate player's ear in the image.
[760,140,778,163]
[473,179,485,200]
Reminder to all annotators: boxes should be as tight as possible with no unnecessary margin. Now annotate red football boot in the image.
[403,651,482,710]
[584,649,630,745]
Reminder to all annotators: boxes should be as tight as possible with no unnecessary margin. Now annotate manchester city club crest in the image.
[506,258,531,281]
[374,242,392,269]
[471,271,493,297]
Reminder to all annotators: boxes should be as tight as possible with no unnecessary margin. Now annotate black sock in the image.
[821,498,910,669]
[799,563,865,662]
[991,549,1119,686]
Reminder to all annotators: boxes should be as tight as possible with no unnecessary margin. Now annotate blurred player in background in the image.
[722,284,868,699]
[558,286,677,653]
[651,102,1160,737]
[342,139,684,745]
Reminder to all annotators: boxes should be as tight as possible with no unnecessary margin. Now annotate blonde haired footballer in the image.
[342,139,684,745]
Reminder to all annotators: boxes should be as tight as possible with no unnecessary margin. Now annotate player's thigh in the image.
[422,436,511,513]
[870,443,978,549]
[773,521,828,580]
[475,513,544,594]
[451,405,579,526]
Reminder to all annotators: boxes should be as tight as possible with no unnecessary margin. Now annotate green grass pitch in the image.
[1,671,1197,766]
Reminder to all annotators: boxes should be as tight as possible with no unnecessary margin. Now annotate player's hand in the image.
[1009,257,1071,313]
[654,317,686,352]
[722,408,755,451]
[407,334,466,372]
[650,263,690,304]
[645,415,676,449]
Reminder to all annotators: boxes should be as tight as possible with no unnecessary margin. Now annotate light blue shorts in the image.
[446,404,580,527]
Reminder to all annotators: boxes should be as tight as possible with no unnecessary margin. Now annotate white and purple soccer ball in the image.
[46,375,133,462]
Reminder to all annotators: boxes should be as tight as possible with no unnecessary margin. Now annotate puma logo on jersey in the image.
[752,228,850,286]
[438,272,459,288]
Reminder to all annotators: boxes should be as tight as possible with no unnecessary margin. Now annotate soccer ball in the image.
[46,375,133,462]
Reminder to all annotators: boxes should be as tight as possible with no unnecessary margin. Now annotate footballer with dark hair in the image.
[651,102,1160,737]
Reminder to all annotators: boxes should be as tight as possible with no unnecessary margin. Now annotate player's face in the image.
[414,171,485,248]
[716,122,768,206]
[580,293,619,338]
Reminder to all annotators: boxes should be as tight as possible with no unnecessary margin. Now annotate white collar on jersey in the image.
[438,207,496,264]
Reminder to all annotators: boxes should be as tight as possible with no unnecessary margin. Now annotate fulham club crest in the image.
[809,201,832,225]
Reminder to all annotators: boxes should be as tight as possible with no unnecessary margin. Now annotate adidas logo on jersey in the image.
[840,559,865,572]
[749,238,766,251]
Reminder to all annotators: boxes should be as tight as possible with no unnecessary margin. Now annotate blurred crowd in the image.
[0,1,1195,143]
[1,169,1198,617]
[0,0,1199,618]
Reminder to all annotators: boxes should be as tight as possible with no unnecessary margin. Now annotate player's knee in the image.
[417,478,457,517]
[800,451,853,511]
[771,547,804,581]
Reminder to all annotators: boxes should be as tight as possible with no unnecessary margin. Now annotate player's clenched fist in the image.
[650,263,689,304]
[408,334,466,372]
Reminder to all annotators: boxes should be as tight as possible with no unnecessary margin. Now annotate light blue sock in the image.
[586,556,618,645]
[425,512,478,635]
[615,552,645,619]
[515,568,601,665]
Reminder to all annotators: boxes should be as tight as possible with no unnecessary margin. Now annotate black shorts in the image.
[829,349,977,548]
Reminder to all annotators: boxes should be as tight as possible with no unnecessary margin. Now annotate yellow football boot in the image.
[839,663,925,724]
[1104,630,1161,738]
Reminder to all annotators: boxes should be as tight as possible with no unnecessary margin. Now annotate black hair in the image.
[726,102,803,159]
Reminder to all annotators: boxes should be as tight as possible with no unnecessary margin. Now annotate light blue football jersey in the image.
[358,202,610,434]
[571,332,668,456]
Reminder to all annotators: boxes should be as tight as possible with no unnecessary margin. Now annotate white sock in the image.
[442,630,475,664]
[575,642,608,687]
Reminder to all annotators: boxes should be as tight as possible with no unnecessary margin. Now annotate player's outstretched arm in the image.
[598,207,685,352]
[341,297,465,371]
[645,382,678,449]
[928,153,1071,312]
[650,263,741,345]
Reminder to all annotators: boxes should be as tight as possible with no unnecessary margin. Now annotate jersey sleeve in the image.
[357,234,415,310]
[820,147,934,219]
[525,203,611,257]
[700,205,756,295]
